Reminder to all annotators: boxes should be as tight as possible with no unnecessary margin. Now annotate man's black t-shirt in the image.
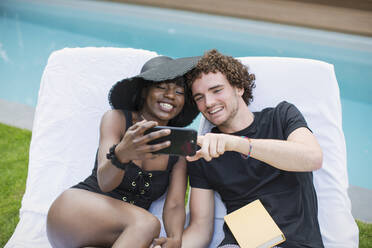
[188,101,324,247]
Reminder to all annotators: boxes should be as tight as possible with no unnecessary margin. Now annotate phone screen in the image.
[144,126,197,156]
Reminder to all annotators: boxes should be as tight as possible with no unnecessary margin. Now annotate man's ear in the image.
[236,87,244,97]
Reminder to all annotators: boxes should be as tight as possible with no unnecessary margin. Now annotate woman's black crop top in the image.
[72,109,179,210]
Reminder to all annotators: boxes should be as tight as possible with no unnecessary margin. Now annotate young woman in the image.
[46,56,200,248]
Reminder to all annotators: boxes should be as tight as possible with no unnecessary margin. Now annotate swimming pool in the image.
[1,0,372,189]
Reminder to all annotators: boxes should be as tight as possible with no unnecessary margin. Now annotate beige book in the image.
[224,199,286,248]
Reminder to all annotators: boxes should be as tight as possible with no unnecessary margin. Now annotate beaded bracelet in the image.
[240,136,252,159]
[106,144,131,170]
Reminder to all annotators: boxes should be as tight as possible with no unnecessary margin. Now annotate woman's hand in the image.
[150,237,181,248]
[115,120,171,162]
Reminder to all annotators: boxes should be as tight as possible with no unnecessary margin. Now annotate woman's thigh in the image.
[47,188,156,248]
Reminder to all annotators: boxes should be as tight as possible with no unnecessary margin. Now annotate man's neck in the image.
[218,102,254,134]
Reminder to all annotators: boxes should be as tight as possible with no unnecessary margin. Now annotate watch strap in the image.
[106,144,130,170]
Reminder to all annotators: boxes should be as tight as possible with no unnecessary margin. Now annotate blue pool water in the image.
[1,0,371,189]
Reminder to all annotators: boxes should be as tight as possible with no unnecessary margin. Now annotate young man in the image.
[182,50,324,248]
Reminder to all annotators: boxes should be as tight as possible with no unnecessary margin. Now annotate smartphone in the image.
[144,126,197,156]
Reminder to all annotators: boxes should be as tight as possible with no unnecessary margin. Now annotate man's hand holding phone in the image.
[186,133,241,162]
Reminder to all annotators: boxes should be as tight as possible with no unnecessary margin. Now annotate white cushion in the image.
[196,57,359,248]
[5,47,172,248]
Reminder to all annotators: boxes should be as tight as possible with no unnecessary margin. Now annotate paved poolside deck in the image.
[1,98,371,223]
[108,0,372,36]
[0,99,34,130]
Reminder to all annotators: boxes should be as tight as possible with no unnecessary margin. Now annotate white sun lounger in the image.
[5,47,358,248]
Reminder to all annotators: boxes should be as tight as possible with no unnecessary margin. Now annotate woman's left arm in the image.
[154,157,187,248]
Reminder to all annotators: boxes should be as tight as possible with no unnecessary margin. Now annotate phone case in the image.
[144,126,197,156]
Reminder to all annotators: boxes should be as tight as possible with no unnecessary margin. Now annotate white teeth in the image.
[160,102,173,110]
[209,107,223,114]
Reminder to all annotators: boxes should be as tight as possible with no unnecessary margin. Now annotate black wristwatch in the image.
[106,144,130,170]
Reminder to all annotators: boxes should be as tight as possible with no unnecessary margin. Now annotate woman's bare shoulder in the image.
[100,109,128,134]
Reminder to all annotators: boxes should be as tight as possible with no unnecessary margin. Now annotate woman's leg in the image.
[47,188,160,248]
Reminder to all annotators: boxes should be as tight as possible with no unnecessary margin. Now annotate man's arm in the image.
[187,127,322,172]
[247,127,322,171]
[182,187,215,248]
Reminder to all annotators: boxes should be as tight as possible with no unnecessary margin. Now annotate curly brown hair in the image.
[187,49,256,105]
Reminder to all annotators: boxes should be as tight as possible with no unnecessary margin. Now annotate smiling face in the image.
[192,71,244,129]
[141,81,185,125]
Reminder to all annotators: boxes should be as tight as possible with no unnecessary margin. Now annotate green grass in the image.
[0,123,31,247]
[1,123,372,247]
[358,220,372,248]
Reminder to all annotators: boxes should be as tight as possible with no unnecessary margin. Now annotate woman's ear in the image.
[141,87,147,98]
[137,86,148,110]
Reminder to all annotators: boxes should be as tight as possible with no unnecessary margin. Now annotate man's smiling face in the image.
[192,71,243,128]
